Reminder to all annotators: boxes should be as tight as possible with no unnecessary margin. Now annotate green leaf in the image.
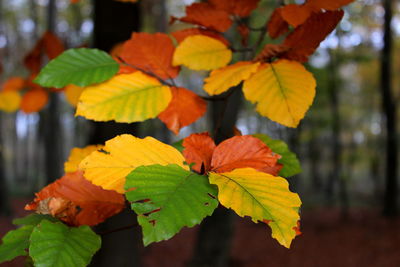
[125,164,218,246]
[29,220,101,267]
[34,48,119,88]
[0,225,34,263]
[13,214,57,226]
[171,140,184,153]
[253,134,302,177]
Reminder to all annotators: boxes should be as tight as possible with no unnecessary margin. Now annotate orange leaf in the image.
[280,4,312,27]
[172,3,232,33]
[2,77,26,92]
[306,0,355,11]
[267,8,289,39]
[208,0,260,17]
[210,135,282,175]
[120,32,179,79]
[282,10,344,62]
[183,132,216,173]
[25,171,125,226]
[171,28,229,46]
[158,87,207,135]
[20,88,49,113]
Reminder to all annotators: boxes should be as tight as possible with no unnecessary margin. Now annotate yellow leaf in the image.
[76,72,172,123]
[209,168,301,248]
[65,84,85,107]
[173,35,232,71]
[203,61,260,96]
[64,145,104,173]
[79,134,188,193]
[243,60,316,127]
[0,91,21,113]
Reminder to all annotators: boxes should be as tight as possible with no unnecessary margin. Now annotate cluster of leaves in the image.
[0,32,65,113]
[0,0,354,265]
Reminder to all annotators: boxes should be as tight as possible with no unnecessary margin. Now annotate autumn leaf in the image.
[25,171,125,226]
[20,88,49,114]
[267,8,289,39]
[64,84,85,107]
[79,134,188,193]
[0,91,21,113]
[125,164,218,245]
[76,72,172,123]
[203,61,260,96]
[23,31,64,74]
[171,2,232,33]
[209,0,260,17]
[282,10,344,62]
[209,168,301,248]
[173,35,232,71]
[2,77,26,92]
[42,31,65,59]
[182,132,216,173]
[64,145,103,173]
[280,4,313,27]
[171,28,229,46]
[243,60,316,128]
[158,87,207,134]
[210,135,282,175]
[120,33,180,79]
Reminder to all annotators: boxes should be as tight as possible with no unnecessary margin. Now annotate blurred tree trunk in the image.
[0,0,10,215]
[190,88,242,267]
[381,0,398,217]
[43,0,63,184]
[88,1,143,266]
[326,48,348,217]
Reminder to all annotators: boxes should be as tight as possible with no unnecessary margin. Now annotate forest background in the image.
[1,0,400,266]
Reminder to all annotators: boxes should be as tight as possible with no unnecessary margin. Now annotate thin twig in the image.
[99,223,139,236]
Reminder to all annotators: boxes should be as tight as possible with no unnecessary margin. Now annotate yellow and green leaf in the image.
[209,168,301,248]
[76,72,172,123]
[243,60,316,128]
[173,35,232,71]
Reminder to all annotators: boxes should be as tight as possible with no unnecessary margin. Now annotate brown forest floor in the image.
[1,199,400,267]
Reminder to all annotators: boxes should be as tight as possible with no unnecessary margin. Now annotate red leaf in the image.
[24,31,64,73]
[183,132,216,173]
[172,3,232,33]
[25,171,125,226]
[282,10,344,62]
[280,4,312,27]
[120,32,179,79]
[208,0,260,17]
[211,135,282,175]
[42,31,65,59]
[158,87,207,135]
[171,28,229,46]
[267,8,289,39]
